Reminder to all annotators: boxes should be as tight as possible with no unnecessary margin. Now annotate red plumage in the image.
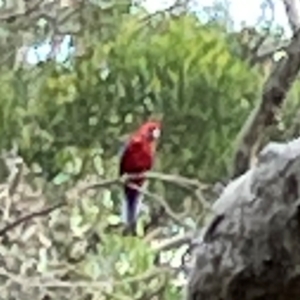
[119,120,161,233]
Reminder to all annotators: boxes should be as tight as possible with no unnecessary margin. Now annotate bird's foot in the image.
[122,223,137,236]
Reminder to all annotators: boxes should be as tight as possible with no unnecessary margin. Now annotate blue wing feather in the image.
[118,140,140,226]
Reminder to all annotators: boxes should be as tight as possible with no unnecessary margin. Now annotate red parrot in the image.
[119,120,161,234]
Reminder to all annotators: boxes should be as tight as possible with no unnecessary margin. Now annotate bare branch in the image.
[152,231,194,252]
[231,27,300,178]
[249,0,275,65]
[140,0,190,23]
[282,0,300,32]
[127,182,192,229]
[0,201,66,237]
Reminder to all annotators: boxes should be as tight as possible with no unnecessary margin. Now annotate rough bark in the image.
[230,26,300,179]
[186,136,300,300]
[282,0,300,32]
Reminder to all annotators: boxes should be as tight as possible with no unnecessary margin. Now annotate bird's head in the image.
[136,120,161,142]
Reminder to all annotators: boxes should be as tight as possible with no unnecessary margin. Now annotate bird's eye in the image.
[152,128,160,139]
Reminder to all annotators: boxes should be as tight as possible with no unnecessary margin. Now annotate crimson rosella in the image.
[119,120,161,234]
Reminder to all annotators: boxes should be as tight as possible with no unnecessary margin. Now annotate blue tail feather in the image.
[122,186,140,226]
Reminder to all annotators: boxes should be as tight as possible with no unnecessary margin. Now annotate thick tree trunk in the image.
[186,137,300,300]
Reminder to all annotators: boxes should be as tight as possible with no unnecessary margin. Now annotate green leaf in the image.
[52,172,71,185]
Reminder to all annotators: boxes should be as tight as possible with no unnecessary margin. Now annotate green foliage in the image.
[0,14,260,183]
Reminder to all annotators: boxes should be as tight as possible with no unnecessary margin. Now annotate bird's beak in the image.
[152,128,161,139]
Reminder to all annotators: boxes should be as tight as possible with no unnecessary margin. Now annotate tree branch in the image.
[282,0,300,32]
[0,171,203,237]
[230,27,300,178]
[0,201,66,237]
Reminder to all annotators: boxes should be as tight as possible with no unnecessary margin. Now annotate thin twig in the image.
[0,202,66,237]
[152,231,194,252]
